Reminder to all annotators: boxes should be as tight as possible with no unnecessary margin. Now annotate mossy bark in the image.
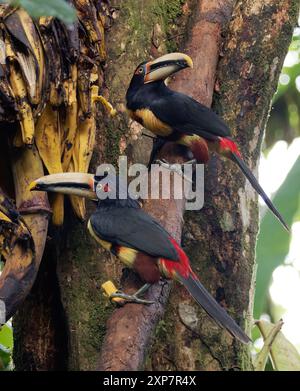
[12,0,298,371]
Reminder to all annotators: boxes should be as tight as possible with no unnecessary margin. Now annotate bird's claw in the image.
[109,292,155,305]
[102,280,154,305]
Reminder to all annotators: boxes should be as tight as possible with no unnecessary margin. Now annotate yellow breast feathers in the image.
[87,220,112,251]
[130,108,172,137]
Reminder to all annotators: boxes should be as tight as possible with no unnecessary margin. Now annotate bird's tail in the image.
[230,151,289,231]
[178,272,251,344]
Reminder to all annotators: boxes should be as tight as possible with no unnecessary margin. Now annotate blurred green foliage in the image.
[265,32,300,149]
[255,29,300,321]
[0,324,13,370]
[0,0,76,23]
[254,156,300,318]
[254,320,300,371]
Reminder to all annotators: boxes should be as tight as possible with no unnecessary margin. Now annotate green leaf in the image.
[5,0,77,24]
[254,320,283,371]
[254,156,300,318]
[0,344,11,370]
[256,319,300,371]
[0,324,13,350]
[273,63,300,103]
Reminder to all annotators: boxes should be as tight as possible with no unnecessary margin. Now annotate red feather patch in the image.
[160,238,191,279]
[219,137,241,157]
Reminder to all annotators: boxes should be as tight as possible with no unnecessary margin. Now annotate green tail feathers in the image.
[180,273,251,344]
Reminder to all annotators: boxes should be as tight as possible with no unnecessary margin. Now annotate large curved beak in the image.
[29,172,96,199]
[144,52,193,83]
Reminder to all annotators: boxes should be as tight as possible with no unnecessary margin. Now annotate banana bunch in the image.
[0,0,113,322]
[0,1,114,226]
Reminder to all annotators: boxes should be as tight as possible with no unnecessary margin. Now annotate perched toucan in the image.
[30,171,251,344]
[126,52,289,231]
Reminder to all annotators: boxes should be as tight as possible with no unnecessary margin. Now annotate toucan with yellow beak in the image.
[126,52,289,231]
[30,170,251,344]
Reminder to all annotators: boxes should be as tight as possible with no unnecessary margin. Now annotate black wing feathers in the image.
[149,91,231,140]
[90,207,179,261]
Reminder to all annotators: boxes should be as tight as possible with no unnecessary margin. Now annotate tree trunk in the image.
[13,0,298,371]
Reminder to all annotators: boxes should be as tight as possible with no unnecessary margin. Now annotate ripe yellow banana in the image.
[35,104,64,225]
[4,8,45,109]
[68,157,86,221]
[16,9,45,106]
[62,64,78,171]
[69,83,116,220]
[68,113,96,220]
[5,37,35,146]
[74,0,106,61]
[9,62,35,146]
[38,16,63,107]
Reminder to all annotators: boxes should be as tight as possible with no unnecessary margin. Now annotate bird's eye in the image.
[135,66,144,75]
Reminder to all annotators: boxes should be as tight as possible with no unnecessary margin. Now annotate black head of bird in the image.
[30,170,140,209]
[91,172,140,209]
[126,52,193,104]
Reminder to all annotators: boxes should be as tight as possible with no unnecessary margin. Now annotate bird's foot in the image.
[110,292,155,305]
[102,281,154,305]
[154,158,196,183]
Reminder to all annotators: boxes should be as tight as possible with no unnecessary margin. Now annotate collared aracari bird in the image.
[126,52,289,231]
[30,171,251,344]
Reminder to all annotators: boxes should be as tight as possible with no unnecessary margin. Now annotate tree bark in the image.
[12,0,298,371]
